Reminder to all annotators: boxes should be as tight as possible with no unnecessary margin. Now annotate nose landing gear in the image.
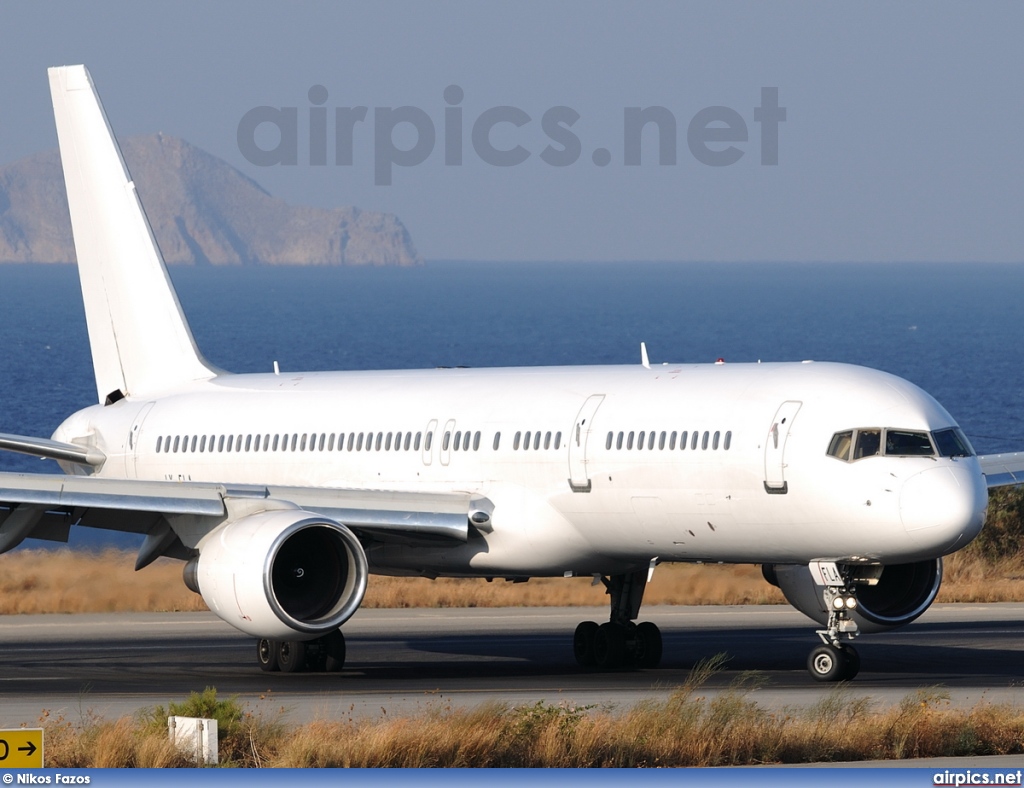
[573,568,663,670]
[808,573,862,681]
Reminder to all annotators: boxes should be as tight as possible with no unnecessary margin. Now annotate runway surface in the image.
[1,604,1022,727]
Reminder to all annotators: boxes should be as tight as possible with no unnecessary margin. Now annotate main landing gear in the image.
[256,629,346,673]
[807,578,861,682]
[573,569,662,670]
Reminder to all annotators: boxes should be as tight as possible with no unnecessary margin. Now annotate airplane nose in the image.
[900,464,987,551]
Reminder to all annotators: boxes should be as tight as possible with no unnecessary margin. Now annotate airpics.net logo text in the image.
[236,86,786,185]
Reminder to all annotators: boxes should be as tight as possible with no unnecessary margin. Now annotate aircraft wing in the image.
[977,452,1024,488]
[0,471,477,565]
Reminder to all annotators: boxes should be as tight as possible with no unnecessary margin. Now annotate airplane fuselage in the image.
[52,360,988,577]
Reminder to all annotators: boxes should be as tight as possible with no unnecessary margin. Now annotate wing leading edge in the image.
[0,470,477,565]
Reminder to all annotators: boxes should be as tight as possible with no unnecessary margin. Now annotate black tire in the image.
[256,639,279,672]
[594,622,627,669]
[807,644,847,682]
[840,644,860,680]
[277,640,307,673]
[573,621,599,667]
[634,621,663,668]
[323,630,347,673]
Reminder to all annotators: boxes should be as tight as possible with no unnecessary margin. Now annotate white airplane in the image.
[0,65,1015,681]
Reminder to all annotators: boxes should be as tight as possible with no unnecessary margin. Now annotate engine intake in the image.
[763,558,942,633]
[186,509,368,639]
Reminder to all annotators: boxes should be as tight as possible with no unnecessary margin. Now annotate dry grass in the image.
[2,546,1024,615]
[32,666,1024,767]
[2,486,1023,613]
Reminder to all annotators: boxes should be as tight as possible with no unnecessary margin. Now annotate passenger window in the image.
[637,431,646,450]
[724,431,732,450]
[453,431,461,451]
[679,431,688,450]
[885,430,934,457]
[200,436,207,453]
[659,432,666,450]
[702,431,709,450]
[347,433,355,451]
[444,431,452,451]
[405,433,413,451]
[691,431,699,450]
[226,435,233,452]
[669,431,677,450]
[474,431,481,451]
[386,432,393,451]
[648,432,655,450]
[606,432,613,450]
[493,432,501,450]
[854,429,881,460]
[156,436,163,453]
[273,434,280,451]
[424,432,431,451]
[218,435,225,452]
[616,431,624,450]
[356,433,364,451]
[514,432,521,450]
[555,432,562,450]
[375,433,383,451]
[713,431,720,450]
[627,431,635,450]
[173,436,181,453]
[533,432,541,450]
[328,434,335,451]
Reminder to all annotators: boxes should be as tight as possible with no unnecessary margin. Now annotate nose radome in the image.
[900,464,986,549]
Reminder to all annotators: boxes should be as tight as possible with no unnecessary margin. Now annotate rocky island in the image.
[0,133,418,266]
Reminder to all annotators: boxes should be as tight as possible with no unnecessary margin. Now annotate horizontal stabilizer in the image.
[0,432,106,467]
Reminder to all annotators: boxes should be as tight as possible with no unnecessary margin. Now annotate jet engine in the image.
[763,559,942,633]
[184,509,368,640]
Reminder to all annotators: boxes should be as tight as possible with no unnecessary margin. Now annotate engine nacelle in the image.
[186,509,368,640]
[763,559,942,633]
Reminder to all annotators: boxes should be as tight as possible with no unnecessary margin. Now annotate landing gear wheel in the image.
[277,640,307,673]
[840,644,860,680]
[573,621,599,667]
[322,629,347,673]
[634,621,663,668]
[256,639,279,672]
[807,644,852,682]
[594,622,627,669]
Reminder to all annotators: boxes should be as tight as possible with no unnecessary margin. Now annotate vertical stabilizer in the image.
[48,65,218,404]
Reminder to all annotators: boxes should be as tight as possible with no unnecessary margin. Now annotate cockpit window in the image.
[827,431,852,461]
[932,427,975,458]
[854,429,881,460]
[827,427,946,462]
[884,430,935,457]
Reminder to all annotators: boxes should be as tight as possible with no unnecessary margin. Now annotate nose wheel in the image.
[808,643,860,682]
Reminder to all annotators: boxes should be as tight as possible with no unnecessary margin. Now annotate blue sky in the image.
[1,1,1022,262]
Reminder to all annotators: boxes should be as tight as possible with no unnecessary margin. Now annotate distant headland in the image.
[0,133,419,266]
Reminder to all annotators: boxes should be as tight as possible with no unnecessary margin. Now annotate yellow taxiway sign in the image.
[0,729,43,768]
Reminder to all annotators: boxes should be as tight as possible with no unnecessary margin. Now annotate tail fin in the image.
[48,65,218,404]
